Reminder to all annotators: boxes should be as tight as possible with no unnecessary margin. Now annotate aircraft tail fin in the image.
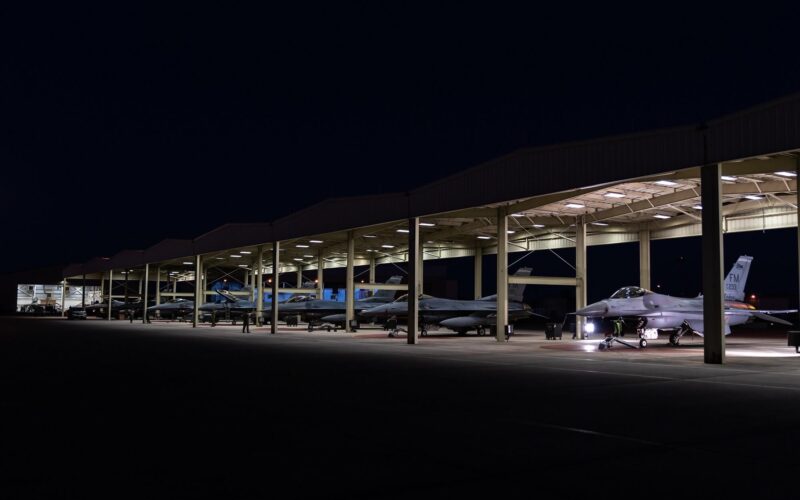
[724,255,753,302]
[372,276,403,299]
[508,267,532,303]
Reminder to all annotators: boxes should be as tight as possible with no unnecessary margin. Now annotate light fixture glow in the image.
[363,235,377,238]
[532,224,545,228]
[693,205,703,210]
[296,244,309,248]
[230,255,242,258]
[309,240,323,243]
[238,264,248,268]
[396,229,410,233]
[584,322,595,334]
[603,192,625,198]
[511,213,525,217]
[381,244,394,248]
[182,262,193,265]
[215,257,224,260]
[477,236,491,240]
[591,222,608,226]
[653,214,671,219]
[507,230,515,234]
[745,195,764,200]
[240,251,252,254]
[293,258,303,261]
[419,222,436,227]
[565,203,585,209]
[303,255,314,258]
[721,175,737,181]
[775,171,797,177]
[654,180,679,187]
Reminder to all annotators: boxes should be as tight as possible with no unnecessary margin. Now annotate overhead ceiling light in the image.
[591,222,609,226]
[653,214,671,219]
[309,240,323,243]
[215,257,224,260]
[396,229,410,233]
[775,171,797,177]
[565,203,585,209]
[182,262,193,265]
[477,236,491,240]
[507,230,515,234]
[238,264,248,268]
[745,195,764,200]
[721,175,737,181]
[532,224,545,228]
[303,255,314,258]
[419,222,436,227]
[230,255,242,258]
[240,251,252,254]
[693,205,703,210]
[654,180,679,187]
[603,192,625,198]
[511,213,525,217]
[363,235,377,238]
[381,244,395,248]
[293,258,303,262]
[366,249,374,252]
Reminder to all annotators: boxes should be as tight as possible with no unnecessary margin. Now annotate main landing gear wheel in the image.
[639,339,647,348]
[477,327,486,336]
[598,342,609,350]
[669,333,679,346]
[421,329,428,337]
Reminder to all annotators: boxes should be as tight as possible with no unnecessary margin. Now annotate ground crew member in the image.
[129,309,134,323]
[242,311,251,333]
[613,317,624,337]
[211,311,216,327]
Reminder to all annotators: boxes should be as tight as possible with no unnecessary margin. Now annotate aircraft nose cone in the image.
[576,301,608,317]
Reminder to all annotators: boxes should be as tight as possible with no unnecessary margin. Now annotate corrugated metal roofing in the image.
[63,91,800,276]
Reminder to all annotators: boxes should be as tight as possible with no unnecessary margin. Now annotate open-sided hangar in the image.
[53,93,800,365]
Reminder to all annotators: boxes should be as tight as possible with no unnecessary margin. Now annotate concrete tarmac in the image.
[2,317,800,498]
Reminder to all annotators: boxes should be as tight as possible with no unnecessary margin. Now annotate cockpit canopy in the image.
[609,286,649,299]
[285,295,316,303]
[393,293,434,303]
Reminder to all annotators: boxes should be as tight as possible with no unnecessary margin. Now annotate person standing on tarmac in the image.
[613,317,624,337]
[242,310,251,333]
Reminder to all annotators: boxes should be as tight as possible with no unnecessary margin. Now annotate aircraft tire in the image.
[421,329,428,337]
[598,342,607,350]
[639,339,647,348]
[477,327,485,336]
[669,333,677,346]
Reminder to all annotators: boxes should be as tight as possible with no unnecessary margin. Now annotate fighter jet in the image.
[85,299,144,317]
[268,276,404,329]
[360,267,546,336]
[575,255,796,347]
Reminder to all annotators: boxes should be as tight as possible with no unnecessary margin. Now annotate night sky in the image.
[2,6,800,300]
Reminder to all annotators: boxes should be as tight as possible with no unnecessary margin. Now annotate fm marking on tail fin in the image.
[724,255,752,302]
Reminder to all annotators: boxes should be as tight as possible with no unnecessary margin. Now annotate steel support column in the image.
[155,265,161,306]
[575,216,587,339]
[701,164,725,364]
[474,245,483,299]
[346,231,355,331]
[369,256,376,286]
[639,229,651,290]
[142,263,150,324]
[317,251,324,300]
[193,255,201,327]
[256,246,263,326]
[61,279,67,317]
[82,273,86,308]
[271,241,280,334]
[297,266,302,288]
[107,270,113,320]
[496,206,508,342]
[418,239,424,296]
[408,217,420,344]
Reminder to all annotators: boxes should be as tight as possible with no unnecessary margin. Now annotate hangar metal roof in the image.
[63,91,800,279]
